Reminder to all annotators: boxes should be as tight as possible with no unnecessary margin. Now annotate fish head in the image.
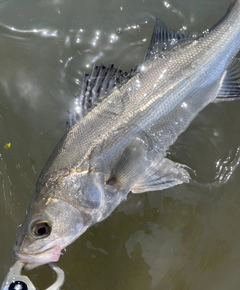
[14,181,87,270]
[13,169,121,270]
[14,164,128,270]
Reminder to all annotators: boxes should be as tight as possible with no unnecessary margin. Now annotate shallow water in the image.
[0,0,240,289]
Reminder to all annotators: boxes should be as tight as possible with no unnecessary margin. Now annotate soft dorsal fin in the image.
[144,1,238,63]
[216,57,240,101]
[208,0,237,34]
[144,18,196,61]
[67,6,239,128]
[67,64,137,128]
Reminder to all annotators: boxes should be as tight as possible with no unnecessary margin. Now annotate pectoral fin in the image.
[106,134,150,189]
[131,158,190,193]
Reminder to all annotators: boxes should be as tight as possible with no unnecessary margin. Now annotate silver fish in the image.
[14,0,240,270]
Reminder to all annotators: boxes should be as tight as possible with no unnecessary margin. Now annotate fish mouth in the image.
[14,244,62,270]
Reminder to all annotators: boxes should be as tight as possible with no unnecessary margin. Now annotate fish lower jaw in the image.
[14,244,62,270]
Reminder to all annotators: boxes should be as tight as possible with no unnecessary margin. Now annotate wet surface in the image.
[0,0,240,289]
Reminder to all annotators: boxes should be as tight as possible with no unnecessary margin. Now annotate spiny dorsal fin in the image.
[67,5,240,129]
[67,64,137,128]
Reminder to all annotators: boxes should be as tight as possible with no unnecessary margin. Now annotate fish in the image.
[14,0,240,270]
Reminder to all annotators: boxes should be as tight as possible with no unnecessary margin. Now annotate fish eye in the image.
[31,221,51,238]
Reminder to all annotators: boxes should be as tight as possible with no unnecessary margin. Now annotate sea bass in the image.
[14,0,240,269]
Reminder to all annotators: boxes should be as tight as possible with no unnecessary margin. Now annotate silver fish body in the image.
[14,0,240,270]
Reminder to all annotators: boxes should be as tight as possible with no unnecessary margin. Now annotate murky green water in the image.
[1,0,240,289]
